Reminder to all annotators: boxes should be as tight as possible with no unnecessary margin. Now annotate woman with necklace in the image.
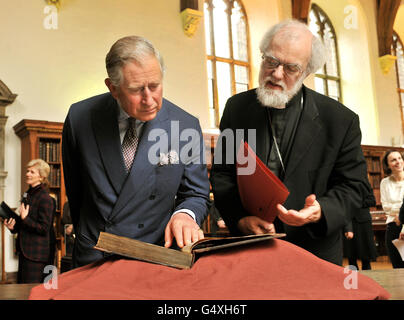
[4,159,55,283]
[380,150,404,268]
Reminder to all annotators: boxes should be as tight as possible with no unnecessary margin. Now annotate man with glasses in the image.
[210,20,369,265]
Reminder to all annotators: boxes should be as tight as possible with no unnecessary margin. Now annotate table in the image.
[0,283,37,300]
[360,268,404,300]
[1,269,404,300]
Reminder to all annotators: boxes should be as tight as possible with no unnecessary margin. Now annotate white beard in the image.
[256,72,305,109]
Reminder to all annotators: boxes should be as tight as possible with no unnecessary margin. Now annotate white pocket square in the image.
[158,150,179,166]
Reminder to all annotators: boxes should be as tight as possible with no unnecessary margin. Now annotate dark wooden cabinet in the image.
[13,119,66,270]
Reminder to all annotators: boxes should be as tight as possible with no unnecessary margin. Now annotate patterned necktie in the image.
[122,118,139,172]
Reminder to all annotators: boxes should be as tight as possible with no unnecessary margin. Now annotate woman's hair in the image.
[105,35,165,86]
[27,158,50,187]
[382,150,403,176]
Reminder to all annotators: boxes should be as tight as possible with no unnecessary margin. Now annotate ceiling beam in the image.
[291,0,311,23]
[377,0,401,56]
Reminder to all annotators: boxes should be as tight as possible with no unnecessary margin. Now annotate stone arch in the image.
[0,80,17,107]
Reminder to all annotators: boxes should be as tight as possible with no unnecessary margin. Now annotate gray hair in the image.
[259,19,326,75]
[27,158,50,187]
[106,36,165,86]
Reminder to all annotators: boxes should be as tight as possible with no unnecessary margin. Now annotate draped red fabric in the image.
[29,239,390,300]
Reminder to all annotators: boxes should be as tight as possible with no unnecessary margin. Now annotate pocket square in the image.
[168,150,179,164]
[158,150,179,166]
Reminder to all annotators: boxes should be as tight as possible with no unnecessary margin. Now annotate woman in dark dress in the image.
[343,189,378,270]
[4,159,54,283]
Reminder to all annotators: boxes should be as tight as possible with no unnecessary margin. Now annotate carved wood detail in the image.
[377,0,401,56]
[291,0,311,23]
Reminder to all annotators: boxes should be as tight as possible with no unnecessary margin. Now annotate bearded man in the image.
[210,20,369,265]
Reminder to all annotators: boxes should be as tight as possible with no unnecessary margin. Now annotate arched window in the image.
[204,0,251,127]
[392,31,404,134]
[308,3,342,102]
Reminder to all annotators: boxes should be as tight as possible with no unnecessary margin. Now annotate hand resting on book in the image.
[164,212,204,248]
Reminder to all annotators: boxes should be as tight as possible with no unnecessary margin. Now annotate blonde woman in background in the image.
[380,150,404,268]
[4,159,55,283]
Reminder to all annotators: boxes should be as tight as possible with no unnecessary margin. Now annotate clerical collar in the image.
[266,88,304,179]
[268,89,303,112]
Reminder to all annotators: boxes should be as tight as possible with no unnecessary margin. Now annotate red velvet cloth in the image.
[29,239,390,300]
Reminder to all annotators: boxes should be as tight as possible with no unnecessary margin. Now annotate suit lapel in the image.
[109,100,170,219]
[284,87,323,181]
[92,95,127,195]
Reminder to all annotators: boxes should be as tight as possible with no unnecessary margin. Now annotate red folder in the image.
[236,141,289,223]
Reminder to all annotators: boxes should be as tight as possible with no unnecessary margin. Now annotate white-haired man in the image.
[210,20,369,265]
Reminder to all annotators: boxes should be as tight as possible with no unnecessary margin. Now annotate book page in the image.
[392,239,404,261]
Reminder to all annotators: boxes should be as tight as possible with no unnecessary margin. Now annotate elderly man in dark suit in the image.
[210,20,369,265]
[62,36,210,268]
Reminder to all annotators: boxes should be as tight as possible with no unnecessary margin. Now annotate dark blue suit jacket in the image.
[62,93,210,267]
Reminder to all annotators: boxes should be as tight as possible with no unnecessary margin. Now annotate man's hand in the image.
[277,194,321,226]
[164,212,204,248]
[237,216,275,235]
[345,231,354,240]
[399,232,404,240]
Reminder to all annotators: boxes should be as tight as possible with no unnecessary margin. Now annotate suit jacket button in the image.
[106,220,113,227]
[149,195,155,200]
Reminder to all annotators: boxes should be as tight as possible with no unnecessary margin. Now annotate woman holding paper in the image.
[4,159,55,282]
[380,150,404,268]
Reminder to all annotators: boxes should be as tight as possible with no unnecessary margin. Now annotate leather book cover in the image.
[94,232,285,269]
[236,141,289,223]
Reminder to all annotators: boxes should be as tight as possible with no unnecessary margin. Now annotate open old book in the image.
[94,231,285,269]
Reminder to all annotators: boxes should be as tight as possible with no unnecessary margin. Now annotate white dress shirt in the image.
[380,175,404,233]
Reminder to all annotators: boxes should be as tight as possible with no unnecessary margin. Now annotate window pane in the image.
[397,41,404,89]
[203,0,251,127]
[309,11,320,37]
[207,60,214,108]
[206,60,216,127]
[324,23,338,77]
[213,0,230,58]
[235,83,248,93]
[231,1,248,61]
[309,4,341,102]
[216,61,232,118]
[314,76,325,95]
[204,2,212,55]
[234,65,248,93]
[327,80,340,101]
